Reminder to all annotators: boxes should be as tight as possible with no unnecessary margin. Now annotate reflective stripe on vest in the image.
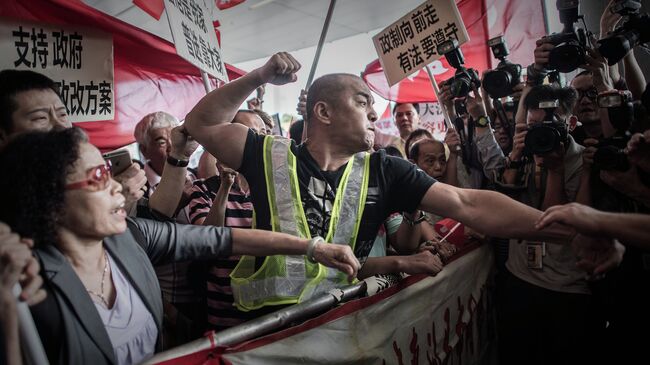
[230,135,369,311]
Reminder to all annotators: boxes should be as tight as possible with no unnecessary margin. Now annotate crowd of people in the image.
[1,1,650,364]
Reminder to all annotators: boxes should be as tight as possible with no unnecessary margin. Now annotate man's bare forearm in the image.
[465,189,572,242]
[601,212,650,248]
[420,184,573,243]
[149,163,187,217]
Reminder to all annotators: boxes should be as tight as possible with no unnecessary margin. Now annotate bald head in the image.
[306,73,360,122]
[304,73,377,153]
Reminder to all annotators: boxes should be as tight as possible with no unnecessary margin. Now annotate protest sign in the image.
[164,0,228,82]
[0,18,114,122]
[373,0,469,87]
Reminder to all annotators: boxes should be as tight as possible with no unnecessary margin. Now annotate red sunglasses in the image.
[65,161,113,191]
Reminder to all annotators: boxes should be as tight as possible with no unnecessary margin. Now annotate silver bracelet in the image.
[306,236,324,263]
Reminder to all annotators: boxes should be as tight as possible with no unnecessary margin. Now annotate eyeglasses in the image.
[577,88,598,101]
[65,161,113,191]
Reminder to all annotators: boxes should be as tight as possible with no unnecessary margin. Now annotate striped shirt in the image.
[187,176,265,331]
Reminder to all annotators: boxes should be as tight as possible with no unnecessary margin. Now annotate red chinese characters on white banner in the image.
[217,245,495,365]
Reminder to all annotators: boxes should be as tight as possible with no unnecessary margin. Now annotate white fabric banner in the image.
[372,0,470,87]
[164,0,228,82]
[220,245,494,365]
[0,17,114,122]
[418,102,448,141]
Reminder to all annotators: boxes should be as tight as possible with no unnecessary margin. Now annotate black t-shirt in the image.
[239,130,436,262]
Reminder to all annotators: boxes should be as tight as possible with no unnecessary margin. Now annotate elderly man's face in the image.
[142,126,172,175]
[3,89,71,142]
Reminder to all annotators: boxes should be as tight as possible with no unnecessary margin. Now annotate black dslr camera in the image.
[524,100,569,155]
[593,90,635,171]
[545,0,590,73]
[482,36,522,99]
[438,39,481,98]
[598,0,650,65]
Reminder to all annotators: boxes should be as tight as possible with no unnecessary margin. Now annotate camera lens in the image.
[525,125,561,154]
[483,70,512,99]
[450,75,472,98]
[548,41,585,73]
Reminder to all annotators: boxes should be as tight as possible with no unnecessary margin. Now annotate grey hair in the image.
[134,111,180,145]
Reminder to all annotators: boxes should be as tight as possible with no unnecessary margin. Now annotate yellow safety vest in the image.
[230,135,370,311]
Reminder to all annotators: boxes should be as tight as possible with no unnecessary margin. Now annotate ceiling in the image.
[217,0,425,63]
[84,0,426,64]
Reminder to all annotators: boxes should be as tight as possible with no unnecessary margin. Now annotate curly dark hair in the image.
[0,127,87,246]
[524,84,578,117]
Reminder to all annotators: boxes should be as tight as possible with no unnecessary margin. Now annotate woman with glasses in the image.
[0,128,359,365]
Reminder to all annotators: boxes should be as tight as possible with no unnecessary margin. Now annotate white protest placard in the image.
[372,0,469,87]
[0,18,114,122]
[164,0,228,83]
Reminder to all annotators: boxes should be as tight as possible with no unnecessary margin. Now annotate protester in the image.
[0,128,359,365]
[184,52,617,314]
[0,223,47,365]
[134,111,197,193]
[0,69,147,215]
[404,128,433,160]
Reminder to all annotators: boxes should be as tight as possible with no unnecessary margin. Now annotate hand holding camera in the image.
[626,130,650,172]
[438,81,455,114]
[600,0,623,37]
[510,123,528,162]
[582,42,613,92]
[437,39,481,99]
[581,138,599,168]
[444,128,461,153]
[466,86,486,120]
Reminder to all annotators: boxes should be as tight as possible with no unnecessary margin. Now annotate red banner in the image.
[1,0,246,151]
[215,0,246,10]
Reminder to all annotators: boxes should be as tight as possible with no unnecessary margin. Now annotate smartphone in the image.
[103,149,132,176]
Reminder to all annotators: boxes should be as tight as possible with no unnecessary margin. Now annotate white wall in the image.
[234,28,390,124]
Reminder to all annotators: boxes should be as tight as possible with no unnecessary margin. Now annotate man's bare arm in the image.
[185,53,301,170]
[418,183,573,243]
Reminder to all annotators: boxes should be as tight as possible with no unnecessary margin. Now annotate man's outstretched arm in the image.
[419,183,573,243]
[184,52,301,170]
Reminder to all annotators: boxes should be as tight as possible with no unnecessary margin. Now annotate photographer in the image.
[438,81,505,188]
[496,73,614,363]
[600,0,647,99]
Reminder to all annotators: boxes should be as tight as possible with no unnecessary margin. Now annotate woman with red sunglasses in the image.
[0,128,360,365]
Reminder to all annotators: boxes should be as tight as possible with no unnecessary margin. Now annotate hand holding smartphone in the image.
[103,149,132,176]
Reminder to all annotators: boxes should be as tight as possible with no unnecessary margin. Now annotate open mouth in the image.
[111,201,126,216]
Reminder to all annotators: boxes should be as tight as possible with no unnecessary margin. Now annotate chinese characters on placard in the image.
[168,0,207,32]
[12,26,112,116]
[168,0,224,75]
[377,3,461,74]
[13,26,84,69]
[181,22,223,74]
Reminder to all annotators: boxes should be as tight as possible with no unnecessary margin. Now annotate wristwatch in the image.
[476,115,490,128]
[166,155,189,167]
